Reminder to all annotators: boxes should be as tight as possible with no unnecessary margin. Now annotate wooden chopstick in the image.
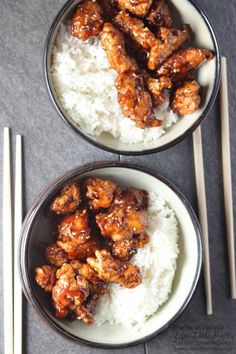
[14,135,23,354]
[3,127,14,354]
[220,57,236,299]
[193,127,213,315]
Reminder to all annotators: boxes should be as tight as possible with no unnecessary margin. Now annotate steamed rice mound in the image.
[51,25,179,144]
[94,192,179,328]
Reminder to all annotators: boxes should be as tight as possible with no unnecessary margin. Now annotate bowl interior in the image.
[46,0,220,154]
[22,165,202,347]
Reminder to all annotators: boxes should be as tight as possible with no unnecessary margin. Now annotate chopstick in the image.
[220,57,236,299]
[193,127,213,315]
[3,127,14,354]
[14,135,23,354]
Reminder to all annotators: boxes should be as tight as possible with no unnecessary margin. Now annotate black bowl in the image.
[19,161,202,348]
[44,0,221,155]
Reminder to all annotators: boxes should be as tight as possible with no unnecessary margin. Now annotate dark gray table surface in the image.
[0,0,236,353]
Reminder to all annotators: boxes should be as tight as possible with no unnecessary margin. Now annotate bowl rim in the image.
[19,161,202,348]
[44,0,221,156]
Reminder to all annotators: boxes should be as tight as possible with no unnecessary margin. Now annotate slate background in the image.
[0,0,236,353]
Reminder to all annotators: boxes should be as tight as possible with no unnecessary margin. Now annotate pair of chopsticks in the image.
[193,56,236,315]
[3,127,23,354]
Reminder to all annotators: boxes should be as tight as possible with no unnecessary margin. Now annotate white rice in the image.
[51,25,179,144]
[94,191,179,329]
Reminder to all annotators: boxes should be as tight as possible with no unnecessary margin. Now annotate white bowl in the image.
[19,162,202,348]
[44,0,221,155]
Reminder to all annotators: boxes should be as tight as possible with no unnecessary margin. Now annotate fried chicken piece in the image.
[71,260,107,295]
[111,238,138,261]
[146,75,172,105]
[157,47,214,82]
[113,188,148,209]
[136,232,149,248]
[50,183,81,215]
[35,265,56,292]
[54,304,69,319]
[52,264,90,318]
[126,39,149,68]
[57,235,100,261]
[114,10,158,49]
[171,80,201,115]
[116,0,153,17]
[71,261,107,324]
[44,243,68,267]
[85,177,117,210]
[87,249,141,288]
[96,198,148,241]
[97,0,118,21]
[146,0,173,27]
[100,22,138,73]
[148,25,190,70]
[75,294,98,324]
[71,260,101,284]
[57,209,92,260]
[100,22,161,127]
[96,188,148,241]
[111,232,149,260]
[115,72,161,128]
[125,207,148,234]
[58,208,90,245]
[71,0,104,40]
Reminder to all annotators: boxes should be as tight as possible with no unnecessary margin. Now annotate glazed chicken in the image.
[125,39,149,68]
[52,264,90,318]
[114,10,158,49]
[97,0,118,21]
[76,294,98,325]
[69,0,214,129]
[58,208,91,245]
[54,304,70,319]
[113,188,148,209]
[146,0,173,27]
[87,249,141,288]
[96,187,148,241]
[44,243,68,267]
[85,177,117,210]
[96,201,148,241]
[116,0,153,17]
[136,232,150,247]
[71,260,107,295]
[71,0,104,40]
[56,208,97,260]
[146,75,172,105]
[57,235,100,261]
[35,180,151,324]
[111,232,149,261]
[115,72,160,128]
[100,22,168,126]
[157,47,214,82]
[100,22,138,73]
[50,183,81,215]
[71,260,107,324]
[35,265,56,292]
[111,238,138,261]
[148,25,190,70]
[171,80,201,115]
[75,294,98,324]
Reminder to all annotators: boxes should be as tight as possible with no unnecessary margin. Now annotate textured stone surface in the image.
[0,0,236,353]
